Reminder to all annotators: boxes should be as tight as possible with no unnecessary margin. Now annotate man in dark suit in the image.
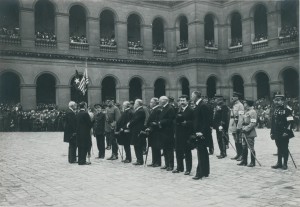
[146,97,162,167]
[191,91,210,180]
[128,99,146,165]
[158,96,176,171]
[173,95,194,175]
[76,102,93,165]
[116,101,134,163]
[213,96,230,159]
[64,101,77,163]
[93,104,106,159]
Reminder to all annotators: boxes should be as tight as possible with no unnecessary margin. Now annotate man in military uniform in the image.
[229,92,244,161]
[105,98,121,160]
[173,95,193,175]
[271,95,294,170]
[146,98,162,167]
[93,104,106,159]
[115,101,133,163]
[238,99,257,167]
[213,95,230,159]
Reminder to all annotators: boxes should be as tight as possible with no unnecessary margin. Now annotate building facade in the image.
[0,0,299,109]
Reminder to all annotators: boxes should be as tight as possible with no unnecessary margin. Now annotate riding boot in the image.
[247,152,256,167]
[236,143,243,161]
[282,153,288,170]
[271,154,282,169]
[237,147,248,166]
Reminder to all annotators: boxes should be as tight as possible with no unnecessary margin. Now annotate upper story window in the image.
[176,16,188,51]
[253,4,268,42]
[69,5,88,49]
[35,0,56,47]
[152,17,166,55]
[127,14,143,54]
[230,12,242,47]
[100,10,116,48]
[205,14,217,49]
[279,0,298,41]
[0,0,20,44]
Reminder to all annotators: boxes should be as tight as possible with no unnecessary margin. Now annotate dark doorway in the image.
[207,76,217,98]
[129,78,142,101]
[0,72,20,104]
[232,75,244,99]
[154,78,166,98]
[256,72,270,99]
[36,74,56,104]
[101,76,116,102]
[283,69,299,98]
[180,77,190,98]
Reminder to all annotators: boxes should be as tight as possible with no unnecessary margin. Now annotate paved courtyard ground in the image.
[0,129,300,207]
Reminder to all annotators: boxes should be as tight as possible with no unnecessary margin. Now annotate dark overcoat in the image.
[146,106,162,149]
[116,109,133,145]
[193,100,211,145]
[129,107,146,146]
[76,110,93,148]
[63,109,76,143]
[175,106,194,150]
[93,112,105,136]
[158,104,176,148]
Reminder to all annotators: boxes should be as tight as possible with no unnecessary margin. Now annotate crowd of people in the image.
[253,33,268,42]
[128,41,143,50]
[205,40,218,48]
[0,27,20,39]
[153,42,167,53]
[61,91,297,180]
[279,26,298,40]
[100,37,117,47]
[70,35,88,44]
[176,40,188,51]
[230,38,243,47]
[35,31,56,42]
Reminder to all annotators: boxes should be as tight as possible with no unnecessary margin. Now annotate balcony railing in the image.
[252,39,268,49]
[128,47,143,55]
[177,47,189,56]
[205,46,218,54]
[278,36,298,44]
[70,42,89,50]
[153,49,167,57]
[35,38,57,47]
[229,45,243,53]
[0,35,21,45]
[100,44,117,53]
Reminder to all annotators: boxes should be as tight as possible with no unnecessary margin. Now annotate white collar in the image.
[152,105,159,110]
[196,99,202,106]
[135,106,143,111]
[163,103,168,108]
[69,107,74,112]
[182,105,188,111]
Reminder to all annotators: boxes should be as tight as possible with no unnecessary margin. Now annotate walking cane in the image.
[221,130,236,152]
[144,143,150,167]
[241,133,262,166]
[118,147,124,161]
[288,149,297,169]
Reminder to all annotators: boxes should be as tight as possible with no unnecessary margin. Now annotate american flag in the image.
[74,60,89,96]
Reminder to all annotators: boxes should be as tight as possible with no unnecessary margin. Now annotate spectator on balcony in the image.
[153,42,166,53]
[230,38,243,47]
[100,37,117,47]
[176,40,188,50]
[279,26,298,40]
[0,27,20,39]
[128,41,143,50]
[254,33,268,42]
[205,40,217,48]
[35,31,56,42]
[70,35,88,44]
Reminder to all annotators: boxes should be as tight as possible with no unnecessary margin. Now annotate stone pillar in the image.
[88,86,101,106]
[116,21,128,56]
[20,84,36,110]
[269,81,284,97]
[166,87,178,100]
[20,8,34,48]
[88,17,100,53]
[165,28,176,58]
[190,84,207,96]
[56,13,69,50]
[227,23,231,48]
[141,24,153,58]
[196,21,205,54]
[242,17,253,52]
[268,10,279,48]
[116,86,129,103]
[244,83,256,100]
[188,21,197,56]
[56,85,71,109]
[143,87,154,104]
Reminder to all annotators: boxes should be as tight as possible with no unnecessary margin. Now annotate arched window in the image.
[100,10,116,47]
[205,14,215,47]
[254,4,268,41]
[206,76,217,98]
[101,77,116,102]
[232,75,244,99]
[152,18,165,52]
[0,0,20,41]
[255,72,270,99]
[71,75,88,103]
[176,16,188,50]
[129,78,142,101]
[180,77,190,97]
[36,74,56,104]
[282,69,299,98]
[154,78,166,98]
[69,5,87,44]
[279,0,298,39]
[230,12,242,47]
[0,72,20,104]
[127,14,142,50]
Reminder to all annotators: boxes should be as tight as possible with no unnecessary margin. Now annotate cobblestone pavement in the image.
[0,129,300,207]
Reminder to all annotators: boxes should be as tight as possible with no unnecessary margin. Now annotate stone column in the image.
[116,21,128,56]
[190,84,207,96]
[88,17,100,53]
[56,13,69,50]
[227,23,231,48]
[165,27,176,58]
[143,86,154,104]
[20,8,34,48]
[116,86,129,103]
[141,24,153,58]
[56,85,71,109]
[88,86,101,106]
[188,21,197,56]
[166,87,178,100]
[244,83,256,100]
[20,84,36,110]
[268,10,279,48]
[242,17,253,52]
[269,81,284,96]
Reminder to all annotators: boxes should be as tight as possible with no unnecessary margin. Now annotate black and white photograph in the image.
[0,0,299,206]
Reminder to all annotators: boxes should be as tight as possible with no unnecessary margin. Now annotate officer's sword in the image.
[241,133,262,166]
[288,149,297,169]
[144,143,150,167]
[221,130,236,152]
